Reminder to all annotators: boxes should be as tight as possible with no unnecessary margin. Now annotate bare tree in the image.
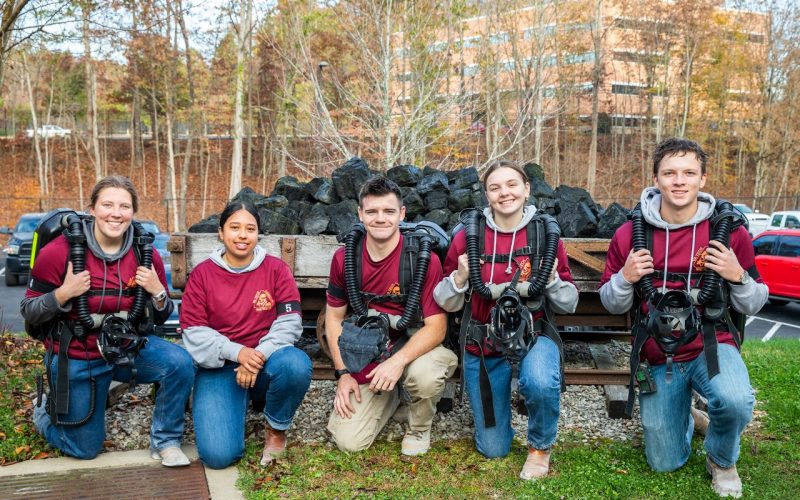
[228,0,252,198]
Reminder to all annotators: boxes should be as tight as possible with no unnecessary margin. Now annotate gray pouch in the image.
[338,314,390,374]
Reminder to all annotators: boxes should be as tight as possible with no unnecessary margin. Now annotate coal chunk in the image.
[418,209,450,228]
[523,162,545,181]
[272,176,310,202]
[403,190,426,219]
[332,157,372,200]
[188,215,220,233]
[231,186,266,207]
[387,164,423,186]
[305,178,340,204]
[448,167,480,190]
[303,204,331,236]
[254,195,288,211]
[530,178,554,198]
[554,185,599,215]
[596,202,630,238]
[557,201,598,237]
[258,208,300,235]
[416,172,450,196]
[448,188,474,212]
[326,199,360,236]
[424,190,450,211]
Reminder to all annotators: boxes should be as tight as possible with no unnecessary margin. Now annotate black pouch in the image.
[338,314,390,374]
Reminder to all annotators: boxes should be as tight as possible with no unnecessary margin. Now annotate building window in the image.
[613,50,664,64]
[489,32,509,45]
[616,17,673,32]
[611,83,644,95]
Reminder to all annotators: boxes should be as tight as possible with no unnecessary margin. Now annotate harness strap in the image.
[701,319,720,379]
[54,322,73,419]
[625,320,651,417]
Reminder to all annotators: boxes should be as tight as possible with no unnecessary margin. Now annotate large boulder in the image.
[272,176,310,202]
[303,204,331,236]
[557,201,598,237]
[530,178,554,198]
[188,214,219,233]
[332,157,372,200]
[387,164,423,186]
[326,199,360,236]
[596,202,630,238]
[418,209,450,229]
[554,185,599,216]
[416,172,450,196]
[280,200,312,222]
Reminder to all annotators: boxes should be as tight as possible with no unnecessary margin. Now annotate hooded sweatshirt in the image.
[599,187,769,364]
[434,205,578,356]
[21,220,173,359]
[180,245,303,369]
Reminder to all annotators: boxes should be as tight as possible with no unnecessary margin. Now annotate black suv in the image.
[2,213,46,286]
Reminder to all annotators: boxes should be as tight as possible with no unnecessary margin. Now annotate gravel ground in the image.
[102,340,644,453]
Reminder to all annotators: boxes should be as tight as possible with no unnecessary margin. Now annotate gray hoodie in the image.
[599,187,768,315]
[181,245,302,369]
[434,205,579,314]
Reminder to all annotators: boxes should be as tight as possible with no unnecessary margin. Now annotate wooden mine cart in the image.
[167,234,632,417]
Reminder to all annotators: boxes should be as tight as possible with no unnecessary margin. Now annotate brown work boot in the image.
[260,426,287,466]
[706,457,743,498]
[519,448,551,480]
[692,406,710,436]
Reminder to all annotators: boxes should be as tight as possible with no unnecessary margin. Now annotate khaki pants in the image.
[327,345,457,452]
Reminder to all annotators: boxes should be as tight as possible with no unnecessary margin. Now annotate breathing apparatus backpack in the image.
[332,220,450,374]
[456,208,564,428]
[25,208,155,426]
[625,199,748,417]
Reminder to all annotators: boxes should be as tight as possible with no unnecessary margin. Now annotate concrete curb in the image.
[0,445,243,500]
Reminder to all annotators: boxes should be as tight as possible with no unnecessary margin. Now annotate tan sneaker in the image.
[706,457,743,498]
[692,406,710,436]
[260,426,287,466]
[151,446,190,467]
[519,448,551,480]
[401,429,431,456]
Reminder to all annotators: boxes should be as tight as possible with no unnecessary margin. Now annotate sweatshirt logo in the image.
[252,290,274,312]
[125,276,137,289]
[386,282,401,295]
[694,247,708,273]
[519,257,532,281]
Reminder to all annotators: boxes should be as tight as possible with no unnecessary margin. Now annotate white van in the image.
[767,211,800,230]
[733,204,770,235]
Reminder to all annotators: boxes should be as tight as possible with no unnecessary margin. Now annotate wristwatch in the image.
[736,271,751,286]
[334,368,350,380]
[152,289,168,302]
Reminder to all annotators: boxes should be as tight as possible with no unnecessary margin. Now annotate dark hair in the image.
[219,201,262,233]
[357,176,403,207]
[652,138,708,176]
[90,175,139,212]
[480,159,528,188]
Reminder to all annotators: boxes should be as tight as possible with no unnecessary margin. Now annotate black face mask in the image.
[646,290,701,354]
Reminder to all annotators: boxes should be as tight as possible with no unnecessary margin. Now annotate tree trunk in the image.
[82,2,102,182]
[229,0,251,199]
[587,0,602,196]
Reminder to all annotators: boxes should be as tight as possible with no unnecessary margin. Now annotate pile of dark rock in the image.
[188,157,630,238]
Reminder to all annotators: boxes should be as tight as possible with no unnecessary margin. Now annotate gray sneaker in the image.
[151,446,191,467]
[706,457,742,498]
[401,429,431,456]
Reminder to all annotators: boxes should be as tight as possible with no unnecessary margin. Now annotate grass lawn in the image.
[2,334,798,498]
[235,338,800,499]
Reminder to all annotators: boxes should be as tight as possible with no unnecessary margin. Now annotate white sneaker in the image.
[706,457,743,498]
[151,446,191,467]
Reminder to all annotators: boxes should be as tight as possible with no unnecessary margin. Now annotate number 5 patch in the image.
[277,301,301,315]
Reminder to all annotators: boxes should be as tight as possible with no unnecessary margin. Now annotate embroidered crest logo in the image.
[694,247,708,273]
[125,276,137,289]
[519,257,532,281]
[386,282,401,295]
[252,290,274,312]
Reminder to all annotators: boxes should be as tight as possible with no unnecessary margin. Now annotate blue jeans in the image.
[639,343,754,471]
[192,346,312,469]
[463,336,561,458]
[33,335,195,459]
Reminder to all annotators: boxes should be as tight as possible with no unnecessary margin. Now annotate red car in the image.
[752,229,800,305]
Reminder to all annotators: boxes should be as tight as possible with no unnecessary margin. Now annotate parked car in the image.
[25,124,71,139]
[766,210,800,231]
[135,220,179,336]
[1,212,46,286]
[136,220,170,260]
[752,229,800,305]
[733,203,770,236]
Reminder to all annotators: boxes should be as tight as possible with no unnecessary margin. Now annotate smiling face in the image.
[653,152,707,221]
[90,187,135,248]
[358,193,405,246]
[218,209,259,267]
[484,166,530,226]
